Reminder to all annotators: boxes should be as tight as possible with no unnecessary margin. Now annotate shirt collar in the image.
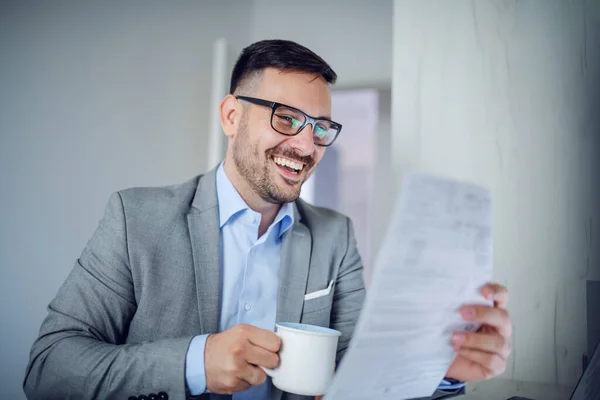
[216,162,294,237]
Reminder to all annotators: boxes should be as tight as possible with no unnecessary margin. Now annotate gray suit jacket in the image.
[24,168,462,400]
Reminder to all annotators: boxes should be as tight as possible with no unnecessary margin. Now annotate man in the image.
[24,40,512,400]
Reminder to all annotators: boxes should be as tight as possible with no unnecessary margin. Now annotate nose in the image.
[288,124,316,156]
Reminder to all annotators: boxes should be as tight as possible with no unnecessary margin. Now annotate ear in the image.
[220,94,240,138]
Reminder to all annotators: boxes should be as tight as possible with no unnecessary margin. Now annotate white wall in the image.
[392,0,600,386]
[0,2,251,398]
[250,0,393,88]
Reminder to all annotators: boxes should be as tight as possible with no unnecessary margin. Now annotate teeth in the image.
[274,157,303,171]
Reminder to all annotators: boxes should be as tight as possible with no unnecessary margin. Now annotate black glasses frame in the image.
[235,95,342,147]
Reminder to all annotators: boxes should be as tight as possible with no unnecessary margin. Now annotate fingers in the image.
[204,324,280,394]
[460,305,512,338]
[242,325,282,352]
[480,283,509,308]
[245,341,280,369]
[452,331,511,360]
[239,364,267,387]
[455,347,507,379]
[232,325,278,385]
[228,333,278,370]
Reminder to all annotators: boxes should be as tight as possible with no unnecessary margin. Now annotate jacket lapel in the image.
[187,168,221,335]
[276,202,312,324]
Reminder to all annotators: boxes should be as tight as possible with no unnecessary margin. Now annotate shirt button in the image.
[244,303,252,311]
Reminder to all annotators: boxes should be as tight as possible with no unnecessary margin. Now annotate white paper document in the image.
[325,171,493,400]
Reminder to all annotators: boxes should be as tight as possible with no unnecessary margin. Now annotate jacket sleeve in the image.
[23,192,194,400]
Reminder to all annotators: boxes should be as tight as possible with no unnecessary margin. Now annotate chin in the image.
[277,190,301,203]
[269,184,301,204]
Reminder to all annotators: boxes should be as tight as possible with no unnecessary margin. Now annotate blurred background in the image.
[1,1,599,399]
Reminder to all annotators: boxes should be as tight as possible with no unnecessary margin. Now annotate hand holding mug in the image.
[262,323,340,396]
[204,324,281,394]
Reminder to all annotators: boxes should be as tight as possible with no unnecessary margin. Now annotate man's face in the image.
[228,68,331,204]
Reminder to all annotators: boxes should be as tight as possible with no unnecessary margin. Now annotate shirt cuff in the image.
[186,334,210,396]
[437,378,466,392]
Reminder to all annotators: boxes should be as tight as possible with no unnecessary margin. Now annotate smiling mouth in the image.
[272,156,305,175]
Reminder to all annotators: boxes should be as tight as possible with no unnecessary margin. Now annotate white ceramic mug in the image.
[261,322,341,396]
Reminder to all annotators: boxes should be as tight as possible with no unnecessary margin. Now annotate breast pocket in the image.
[301,281,334,326]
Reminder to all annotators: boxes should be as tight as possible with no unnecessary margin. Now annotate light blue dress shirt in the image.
[185,164,464,397]
[185,163,293,399]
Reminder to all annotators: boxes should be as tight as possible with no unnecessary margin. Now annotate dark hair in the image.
[229,40,337,94]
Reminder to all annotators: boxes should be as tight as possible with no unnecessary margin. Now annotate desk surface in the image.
[463,379,575,400]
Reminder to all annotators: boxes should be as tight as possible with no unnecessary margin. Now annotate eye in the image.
[314,125,327,139]
[274,114,302,129]
[290,117,302,129]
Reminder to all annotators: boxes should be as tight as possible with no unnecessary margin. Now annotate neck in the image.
[222,159,281,231]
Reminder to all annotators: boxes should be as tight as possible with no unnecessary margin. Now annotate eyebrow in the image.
[285,103,332,121]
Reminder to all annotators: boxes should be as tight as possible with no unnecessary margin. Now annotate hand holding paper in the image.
[324,172,513,400]
[446,283,512,382]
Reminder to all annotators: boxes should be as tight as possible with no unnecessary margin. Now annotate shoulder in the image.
[114,175,202,221]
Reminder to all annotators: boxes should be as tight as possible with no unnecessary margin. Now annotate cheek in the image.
[249,113,283,149]
[313,148,326,165]
[242,128,276,155]
[267,135,293,153]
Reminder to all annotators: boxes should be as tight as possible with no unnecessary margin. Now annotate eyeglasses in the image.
[235,96,342,147]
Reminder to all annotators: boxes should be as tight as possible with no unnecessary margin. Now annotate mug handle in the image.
[259,331,282,379]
